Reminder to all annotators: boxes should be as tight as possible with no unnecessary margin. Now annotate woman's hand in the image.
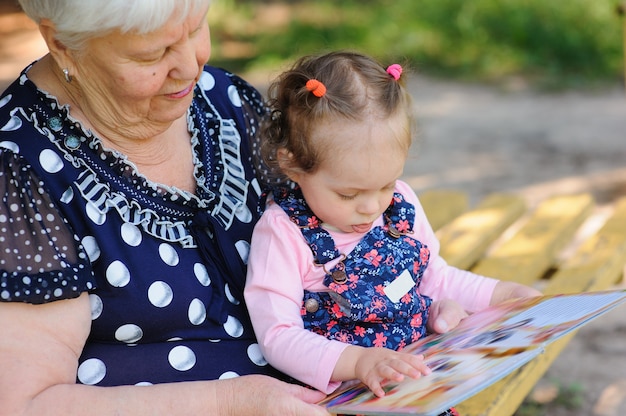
[0,294,330,416]
[219,374,331,415]
[333,345,431,398]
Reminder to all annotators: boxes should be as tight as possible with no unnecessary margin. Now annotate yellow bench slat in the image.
[418,189,469,231]
[436,193,526,270]
[470,194,594,286]
[545,196,626,295]
[457,195,626,416]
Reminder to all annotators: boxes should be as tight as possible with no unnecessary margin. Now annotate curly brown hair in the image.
[260,50,414,186]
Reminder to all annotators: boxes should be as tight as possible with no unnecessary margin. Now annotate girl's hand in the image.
[427,299,469,334]
[335,345,431,398]
[490,281,542,306]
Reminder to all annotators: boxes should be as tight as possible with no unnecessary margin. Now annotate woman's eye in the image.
[139,50,166,63]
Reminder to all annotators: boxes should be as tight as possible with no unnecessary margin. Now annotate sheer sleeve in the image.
[0,149,95,304]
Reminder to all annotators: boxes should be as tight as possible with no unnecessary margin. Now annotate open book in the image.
[319,289,626,416]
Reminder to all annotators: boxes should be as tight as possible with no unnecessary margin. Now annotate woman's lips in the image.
[167,83,194,99]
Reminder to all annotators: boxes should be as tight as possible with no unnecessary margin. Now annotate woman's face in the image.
[70,8,211,135]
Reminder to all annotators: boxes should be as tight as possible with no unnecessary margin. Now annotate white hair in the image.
[18,0,211,50]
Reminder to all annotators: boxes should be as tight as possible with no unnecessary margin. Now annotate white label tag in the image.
[383,269,415,304]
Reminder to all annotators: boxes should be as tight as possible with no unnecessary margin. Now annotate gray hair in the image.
[18,0,211,50]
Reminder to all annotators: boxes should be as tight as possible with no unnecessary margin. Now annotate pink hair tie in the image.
[305,79,327,97]
[386,64,403,80]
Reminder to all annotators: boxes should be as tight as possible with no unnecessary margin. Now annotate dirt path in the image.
[403,75,626,416]
[2,7,626,416]
[403,76,626,416]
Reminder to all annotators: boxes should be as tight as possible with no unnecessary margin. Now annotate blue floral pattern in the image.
[274,187,432,351]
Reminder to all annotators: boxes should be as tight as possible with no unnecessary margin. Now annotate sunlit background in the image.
[208,0,624,90]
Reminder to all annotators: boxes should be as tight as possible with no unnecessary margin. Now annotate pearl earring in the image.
[63,68,72,83]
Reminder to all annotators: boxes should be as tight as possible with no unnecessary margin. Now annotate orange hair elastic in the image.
[305,79,327,97]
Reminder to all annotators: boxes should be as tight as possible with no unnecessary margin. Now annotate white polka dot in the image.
[115,324,143,343]
[188,298,206,325]
[251,178,262,197]
[77,358,106,385]
[247,343,268,366]
[219,371,240,380]
[106,260,131,287]
[224,315,244,338]
[168,345,196,371]
[135,382,153,386]
[81,236,101,262]
[89,294,103,320]
[235,204,252,223]
[39,149,64,173]
[60,187,74,204]
[121,223,142,246]
[227,85,242,107]
[0,116,22,132]
[198,72,216,90]
[148,281,173,307]
[0,140,19,152]
[86,202,106,225]
[235,240,250,264]
[159,243,179,266]
[225,283,240,305]
[194,263,211,286]
[0,94,10,108]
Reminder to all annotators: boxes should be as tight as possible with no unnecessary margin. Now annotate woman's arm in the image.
[0,293,329,415]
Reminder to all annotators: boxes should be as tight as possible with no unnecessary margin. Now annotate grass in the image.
[208,0,625,90]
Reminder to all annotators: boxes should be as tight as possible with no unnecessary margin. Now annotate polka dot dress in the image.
[0,65,283,386]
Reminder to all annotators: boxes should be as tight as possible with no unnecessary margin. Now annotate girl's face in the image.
[288,111,410,234]
[69,7,211,135]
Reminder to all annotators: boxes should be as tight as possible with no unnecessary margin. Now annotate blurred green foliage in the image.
[208,0,624,89]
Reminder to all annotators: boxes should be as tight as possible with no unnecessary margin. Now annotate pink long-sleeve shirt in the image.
[244,180,498,393]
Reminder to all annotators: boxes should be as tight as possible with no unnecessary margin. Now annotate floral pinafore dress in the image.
[275,187,432,351]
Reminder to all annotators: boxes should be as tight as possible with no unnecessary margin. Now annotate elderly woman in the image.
[0,0,334,414]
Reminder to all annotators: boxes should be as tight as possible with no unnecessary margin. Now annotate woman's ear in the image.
[277,148,301,182]
[38,18,76,72]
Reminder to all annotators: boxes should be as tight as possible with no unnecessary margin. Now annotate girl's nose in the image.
[357,197,380,216]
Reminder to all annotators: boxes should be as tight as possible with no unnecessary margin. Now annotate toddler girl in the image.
[244,51,540,405]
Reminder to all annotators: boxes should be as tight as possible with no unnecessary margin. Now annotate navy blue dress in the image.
[0,64,282,385]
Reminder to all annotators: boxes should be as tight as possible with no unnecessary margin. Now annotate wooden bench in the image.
[418,189,626,416]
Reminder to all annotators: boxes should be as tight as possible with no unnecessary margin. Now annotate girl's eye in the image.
[384,182,397,191]
[338,193,357,201]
